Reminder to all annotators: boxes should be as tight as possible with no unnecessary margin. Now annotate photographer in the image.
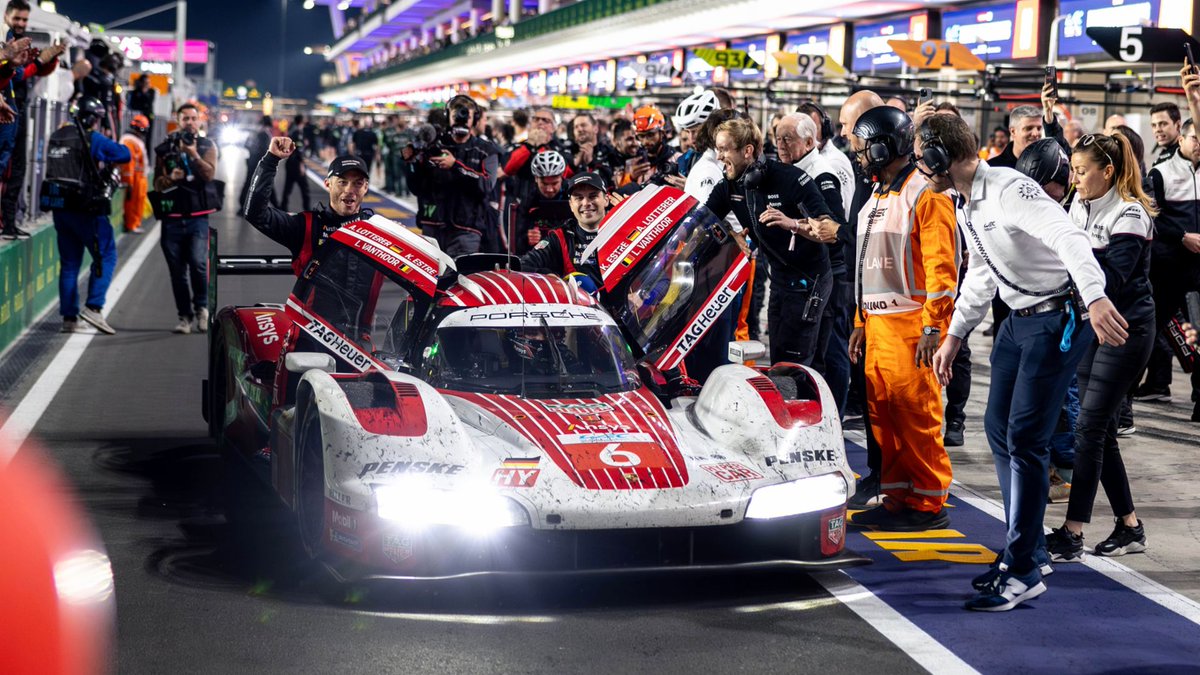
[153,103,219,335]
[43,97,129,335]
[703,116,840,366]
[409,95,498,256]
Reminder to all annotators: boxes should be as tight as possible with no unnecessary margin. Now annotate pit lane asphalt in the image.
[4,153,923,674]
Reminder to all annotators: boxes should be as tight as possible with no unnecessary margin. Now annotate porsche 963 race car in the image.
[203,185,866,581]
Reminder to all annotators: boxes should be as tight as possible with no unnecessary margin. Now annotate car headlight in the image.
[374,480,529,534]
[744,473,846,520]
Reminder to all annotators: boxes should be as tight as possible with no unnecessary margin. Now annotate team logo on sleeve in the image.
[1016,181,1041,200]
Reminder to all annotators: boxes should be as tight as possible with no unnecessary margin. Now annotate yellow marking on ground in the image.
[871,541,996,564]
[860,529,965,540]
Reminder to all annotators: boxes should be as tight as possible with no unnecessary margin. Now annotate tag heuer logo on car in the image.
[827,516,845,547]
[382,534,413,564]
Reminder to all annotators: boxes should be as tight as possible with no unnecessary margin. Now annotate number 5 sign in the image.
[1085,26,1200,65]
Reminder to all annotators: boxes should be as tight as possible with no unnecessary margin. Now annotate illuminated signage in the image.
[685,43,720,85]
[589,60,613,93]
[1056,0,1187,58]
[546,67,566,94]
[115,37,210,64]
[852,13,929,71]
[727,37,766,81]
[645,50,676,85]
[616,57,639,90]
[784,27,833,56]
[566,64,589,93]
[528,70,547,96]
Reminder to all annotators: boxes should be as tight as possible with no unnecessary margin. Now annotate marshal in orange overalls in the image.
[119,117,149,233]
[855,165,959,514]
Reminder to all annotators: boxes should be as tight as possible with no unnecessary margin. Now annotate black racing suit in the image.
[515,189,571,255]
[519,219,597,278]
[705,159,834,366]
[409,132,498,257]
[245,152,374,277]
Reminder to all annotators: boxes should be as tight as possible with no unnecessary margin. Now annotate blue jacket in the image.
[89,129,131,164]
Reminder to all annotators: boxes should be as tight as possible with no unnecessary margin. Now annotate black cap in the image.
[328,155,369,179]
[566,172,606,194]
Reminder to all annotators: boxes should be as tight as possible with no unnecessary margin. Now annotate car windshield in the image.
[613,205,739,353]
[424,308,640,397]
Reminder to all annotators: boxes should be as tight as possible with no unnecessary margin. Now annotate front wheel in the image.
[296,397,328,562]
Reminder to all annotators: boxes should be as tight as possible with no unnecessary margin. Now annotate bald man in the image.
[1103,114,1127,135]
[837,89,887,507]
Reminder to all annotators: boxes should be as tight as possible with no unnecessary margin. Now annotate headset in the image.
[797,100,835,145]
[917,126,952,176]
[741,158,767,189]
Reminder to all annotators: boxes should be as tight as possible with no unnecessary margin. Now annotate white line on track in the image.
[811,571,979,675]
[0,225,162,466]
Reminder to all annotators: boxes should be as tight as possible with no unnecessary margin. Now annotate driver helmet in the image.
[1016,137,1071,188]
[130,114,150,134]
[852,105,914,175]
[673,90,718,130]
[531,149,567,178]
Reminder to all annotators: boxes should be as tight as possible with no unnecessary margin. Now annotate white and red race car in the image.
[204,186,866,581]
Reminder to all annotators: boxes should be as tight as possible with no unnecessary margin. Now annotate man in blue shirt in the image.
[52,97,130,334]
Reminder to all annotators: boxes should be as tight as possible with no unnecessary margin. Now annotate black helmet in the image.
[852,105,914,174]
[1016,138,1070,188]
[72,97,106,127]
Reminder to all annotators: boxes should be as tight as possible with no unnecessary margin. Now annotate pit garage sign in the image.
[1085,26,1200,64]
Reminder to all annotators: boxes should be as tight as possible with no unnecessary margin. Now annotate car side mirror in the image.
[285,352,336,374]
[728,340,767,364]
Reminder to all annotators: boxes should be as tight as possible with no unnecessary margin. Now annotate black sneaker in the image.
[1132,385,1171,403]
[848,473,880,507]
[1046,526,1084,562]
[1,226,30,239]
[850,505,949,532]
[964,567,1046,612]
[944,421,965,447]
[973,556,1054,592]
[1094,519,1146,557]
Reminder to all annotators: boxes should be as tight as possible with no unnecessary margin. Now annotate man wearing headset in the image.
[703,116,840,366]
[923,114,1125,612]
[845,105,959,533]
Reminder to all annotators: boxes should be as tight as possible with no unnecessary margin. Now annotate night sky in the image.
[53,0,344,101]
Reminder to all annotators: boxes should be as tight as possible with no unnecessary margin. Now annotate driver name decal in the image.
[658,255,750,370]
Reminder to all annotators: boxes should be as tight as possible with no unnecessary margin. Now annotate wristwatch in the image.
[922,326,940,336]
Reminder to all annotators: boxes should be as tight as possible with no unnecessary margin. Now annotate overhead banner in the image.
[773,51,848,77]
[551,95,634,110]
[853,13,929,71]
[1056,0,1190,59]
[942,0,1040,61]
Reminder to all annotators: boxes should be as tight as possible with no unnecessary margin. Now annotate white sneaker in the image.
[80,306,116,335]
[195,307,210,333]
[173,316,193,334]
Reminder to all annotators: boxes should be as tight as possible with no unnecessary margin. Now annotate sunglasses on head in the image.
[1079,134,1114,166]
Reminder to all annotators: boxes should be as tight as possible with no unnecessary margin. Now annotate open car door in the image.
[285,214,455,373]
[582,185,751,372]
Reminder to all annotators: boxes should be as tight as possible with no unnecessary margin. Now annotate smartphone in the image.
[918,88,933,105]
[1187,291,1200,328]
[1186,42,1198,74]
[1045,66,1059,97]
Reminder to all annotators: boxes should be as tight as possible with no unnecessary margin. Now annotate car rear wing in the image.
[205,226,295,331]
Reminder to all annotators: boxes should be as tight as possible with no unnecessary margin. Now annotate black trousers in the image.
[767,271,832,366]
[1066,311,1155,523]
[944,329,974,427]
[281,170,310,211]
[1143,256,1200,400]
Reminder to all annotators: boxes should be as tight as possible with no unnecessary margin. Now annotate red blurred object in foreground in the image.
[0,437,114,675]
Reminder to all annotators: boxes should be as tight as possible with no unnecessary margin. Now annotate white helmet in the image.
[674,90,719,130]
[531,150,566,177]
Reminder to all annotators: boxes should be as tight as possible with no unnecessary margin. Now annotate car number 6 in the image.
[599,443,641,467]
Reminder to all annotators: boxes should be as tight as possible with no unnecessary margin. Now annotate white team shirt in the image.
[821,142,855,221]
[947,161,1109,339]
[1068,186,1153,249]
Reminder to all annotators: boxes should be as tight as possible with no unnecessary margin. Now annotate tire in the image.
[208,343,229,443]
[296,395,328,562]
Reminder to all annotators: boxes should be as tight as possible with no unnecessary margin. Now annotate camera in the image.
[171,129,196,147]
[449,104,473,138]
